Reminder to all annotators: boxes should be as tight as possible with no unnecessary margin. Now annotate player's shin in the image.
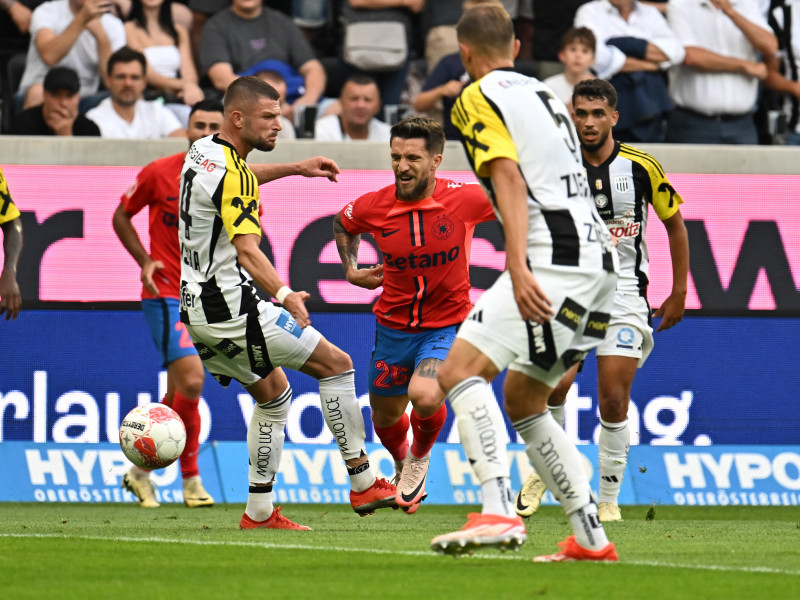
[319,370,374,491]
[449,377,515,516]
[410,404,447,458]
[514,411,609,550]
[598,418,630,504]
[169,393,201,479]
[245,385,291,521]
[373,412,410,463]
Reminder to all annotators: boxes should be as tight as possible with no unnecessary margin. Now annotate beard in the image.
[395,176,428,202]
[251,138,276,152]
[580,129,609,153]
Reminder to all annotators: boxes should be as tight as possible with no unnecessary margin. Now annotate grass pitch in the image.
[1,503,798,600]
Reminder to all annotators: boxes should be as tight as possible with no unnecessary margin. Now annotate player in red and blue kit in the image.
[334,116,494,512]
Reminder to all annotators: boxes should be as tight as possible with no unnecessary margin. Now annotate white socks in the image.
[319,369,374,492]
[514,410,608,550]
[598,417,630,504]
[245,385,291,522]
[548,402,565,428]
[448,377,515,517]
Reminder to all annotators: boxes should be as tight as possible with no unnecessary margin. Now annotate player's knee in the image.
[599,392,628,422]
[179,376,205,400]
[436,362,462,395]
[411,392,444,417]
[329,346,353,375]
[371,405,402,428]
[547,383,569,408]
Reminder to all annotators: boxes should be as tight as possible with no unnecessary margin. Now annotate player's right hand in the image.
[284,291,311,328]
[510,269,553,324]
[141,258,165,296]
[0,273,21,321]
[346,264,383,290]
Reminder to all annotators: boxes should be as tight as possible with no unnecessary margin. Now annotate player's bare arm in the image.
[232,232,311,328]
[249,156,340,185]
[0,217,23,320]
[487,157,553,324]
[332,212,384,290]
[653,210,689,332]
[112,202,164,296]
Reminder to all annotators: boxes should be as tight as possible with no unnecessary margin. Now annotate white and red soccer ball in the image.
[119,403,186,470]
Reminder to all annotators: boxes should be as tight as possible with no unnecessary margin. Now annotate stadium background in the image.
[1,138,798,506]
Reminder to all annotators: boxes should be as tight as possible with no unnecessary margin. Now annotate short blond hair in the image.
[456,3,514,59]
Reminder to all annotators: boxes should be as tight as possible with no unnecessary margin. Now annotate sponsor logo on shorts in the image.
[584,311,610,339]
[555,297,587,332]
[275,310,302,339]
[616,327,635,349]
[214,339,243,358]
[193,342,215,360]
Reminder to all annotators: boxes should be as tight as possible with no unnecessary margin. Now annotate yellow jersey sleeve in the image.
[0,166,21,226]
[219,147,261,240]
[451,80,519,178]
[648,162,683,221]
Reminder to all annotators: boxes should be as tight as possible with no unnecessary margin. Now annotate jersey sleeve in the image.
[647,159,683,221]
[338,192,376,235]
[121,162,158,216]
[220,149,262,240]
[0,167,21,225]
[451,80,519,178]
[457,182,495,225]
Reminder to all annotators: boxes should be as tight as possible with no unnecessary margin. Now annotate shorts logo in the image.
[561,349,586,369]
[614,176,632,193]
[432,215,454,240]
[275,310,302,339]
[616,327,635,349]
[193,342,215,360]
[214,338,243,358]
[526,320,557,370]
[211,373,232,387]
[584,311,610,339]
[555,297,586,332]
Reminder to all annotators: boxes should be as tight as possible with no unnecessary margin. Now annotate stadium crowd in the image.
[0,0,795,144]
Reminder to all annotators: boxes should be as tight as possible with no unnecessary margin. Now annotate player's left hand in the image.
[284,290,312,328]
[653,292,686,332]
[0,272,21,321]
[297,156,340,182]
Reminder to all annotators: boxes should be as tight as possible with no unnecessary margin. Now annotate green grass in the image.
[1,503,798,600]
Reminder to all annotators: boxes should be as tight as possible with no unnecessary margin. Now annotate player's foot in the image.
[515,471,547,517]
[122,467,159,508]
[532,535,618,562]
[183,476,214,508]
[430,513,527,556]
[350,477,398,516]
[239,506,311,530]
[396,452,430,507]
[598,502,623,522]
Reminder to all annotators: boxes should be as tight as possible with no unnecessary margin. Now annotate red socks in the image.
[410,404,447,458]
[373,412,409,462]
[166,393,201,479]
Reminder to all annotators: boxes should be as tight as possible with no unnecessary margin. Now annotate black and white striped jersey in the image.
[179,135,263,325]
[451,68,616,274]
[585,141,683,297]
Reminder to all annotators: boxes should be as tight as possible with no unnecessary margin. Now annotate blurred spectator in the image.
[86,46,185,137]
[422,0,461,74]
[340,0,421,108]
[526,0,588,74]
[575,0,685,142]
[18,0,127,110]
[666,0,777,144]
[0,0,45,54]
[255,68,297,139]
[124,0,203,115]
[314,73,390,141]
[542,26,595,109]
[10,65,100,134]
[199,0,325,120]
[413,51,467,141]
[765,0,800,144]
[110,0,192,29]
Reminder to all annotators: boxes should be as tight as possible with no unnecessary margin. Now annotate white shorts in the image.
[186,299,322,387]
[458,266,617,388]
[595,291,654,367]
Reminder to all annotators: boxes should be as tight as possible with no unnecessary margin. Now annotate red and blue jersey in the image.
[121,152,184,299]
[339,178,494,331]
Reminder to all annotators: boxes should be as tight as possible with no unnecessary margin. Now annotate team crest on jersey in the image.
[614,176,632,193]
[595,193,609,208]
[432,215,454,240]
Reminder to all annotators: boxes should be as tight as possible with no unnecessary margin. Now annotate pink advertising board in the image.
[3,165,799,312]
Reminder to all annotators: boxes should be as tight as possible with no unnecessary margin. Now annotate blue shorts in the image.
[368,322,457,397]
[141,298,198,367]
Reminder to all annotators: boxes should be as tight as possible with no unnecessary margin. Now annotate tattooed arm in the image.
[333,211,384,290]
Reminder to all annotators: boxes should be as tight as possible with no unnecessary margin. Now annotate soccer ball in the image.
[119,403,187,470]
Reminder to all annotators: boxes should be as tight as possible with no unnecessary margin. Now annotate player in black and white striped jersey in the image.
[179,75,399,530]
